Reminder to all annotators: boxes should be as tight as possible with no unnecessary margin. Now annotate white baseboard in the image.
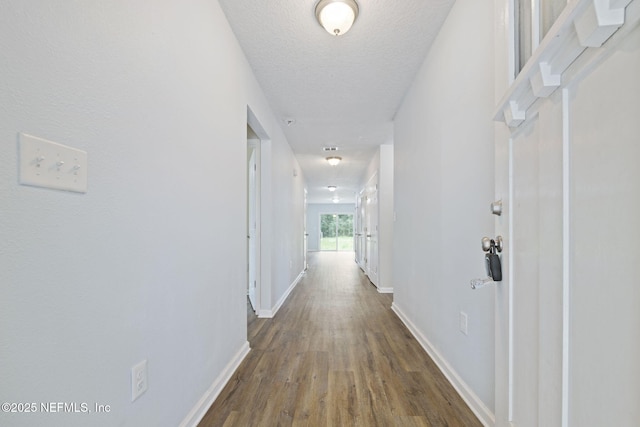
[376,286,394,294]
[391,302,495,427]
[257,308,273,318]
[258,270,304,319]
[179,341,251,427]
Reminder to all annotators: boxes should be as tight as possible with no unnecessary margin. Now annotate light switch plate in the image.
[460,311,468,335]
[19,133,87,193]
[131,359,148,402]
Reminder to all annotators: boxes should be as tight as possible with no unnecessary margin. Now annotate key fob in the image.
[487,253,502,281]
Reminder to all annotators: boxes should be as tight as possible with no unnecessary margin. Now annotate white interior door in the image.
[247,147,257,311]
[355,191,366,269]
[303,190,308,270]
[365,177,379,286]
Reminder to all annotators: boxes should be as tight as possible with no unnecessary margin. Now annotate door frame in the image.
[247,139,260,313]
[247,106,275,319]
[247,130,261,314]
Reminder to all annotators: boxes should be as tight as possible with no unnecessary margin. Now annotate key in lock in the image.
[485,252,502,282]
[482,236,503,282]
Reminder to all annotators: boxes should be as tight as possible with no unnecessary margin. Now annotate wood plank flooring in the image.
[198,251,482,427]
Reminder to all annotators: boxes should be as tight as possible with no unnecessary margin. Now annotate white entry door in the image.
[494,76,571,427]
[492,0,640,424]
[494,115,562,427]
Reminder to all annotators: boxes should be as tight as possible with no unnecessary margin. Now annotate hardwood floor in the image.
[198,251,482,427]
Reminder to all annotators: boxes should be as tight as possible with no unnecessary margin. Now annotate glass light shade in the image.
[328,186,337,191]
[326,156,342,166]
[316,0,359,36]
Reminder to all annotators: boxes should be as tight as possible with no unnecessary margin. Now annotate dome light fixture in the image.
[328,185,337,192]
[326,156,342,166]
[315,0,359,36]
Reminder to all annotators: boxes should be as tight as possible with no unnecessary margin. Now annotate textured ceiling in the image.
[218,0,455,204]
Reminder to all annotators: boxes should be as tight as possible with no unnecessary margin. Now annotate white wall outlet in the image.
[18,133,88,193]
[131,360,148,402]
[460,311,468,335]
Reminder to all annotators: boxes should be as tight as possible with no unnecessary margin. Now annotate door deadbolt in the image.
[481,236,503,253]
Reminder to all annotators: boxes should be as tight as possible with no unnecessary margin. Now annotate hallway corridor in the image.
[199,252,482,426]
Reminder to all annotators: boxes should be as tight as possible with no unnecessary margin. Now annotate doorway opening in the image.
[320,213,354,251]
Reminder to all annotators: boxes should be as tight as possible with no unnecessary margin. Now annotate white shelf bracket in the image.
[503,101,526,128]
[530,62,562,98]
[574,0,628,47]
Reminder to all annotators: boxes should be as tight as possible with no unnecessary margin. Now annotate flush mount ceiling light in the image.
[326,156,342,166]
[315,0,359,36]
[327,185,337,192]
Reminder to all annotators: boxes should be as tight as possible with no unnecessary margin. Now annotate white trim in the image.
[507,136,515,422]
[179,341,251,427]
[258,270,305,319]
[376,286,393,294]
[247,106,270,318]
[494,0,640,129]
[561,88,571,427]
[507,0,517,84]
[391,302,495,427]
[247,139,261,314]
[257,308,274,318]
[531,0,541,53]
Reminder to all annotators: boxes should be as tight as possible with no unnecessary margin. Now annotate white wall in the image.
[392,0,495,420]
[306,204,356,251]
[265,136,306,311]
[0,1,303,426]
